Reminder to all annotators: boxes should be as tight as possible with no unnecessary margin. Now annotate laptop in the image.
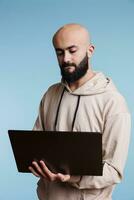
[8,130,102,176]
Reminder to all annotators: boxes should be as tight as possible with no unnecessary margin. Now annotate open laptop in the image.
[8,130,102,176]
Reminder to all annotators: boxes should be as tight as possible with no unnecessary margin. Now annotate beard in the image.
[60,53,89,83]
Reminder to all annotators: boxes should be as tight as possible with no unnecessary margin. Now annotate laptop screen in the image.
[8,130,102,176]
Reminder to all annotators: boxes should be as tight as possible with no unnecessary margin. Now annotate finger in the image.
[28,166,40,177]
[39,160,57,181]
[57,173,70,182]
[32,161,47,178]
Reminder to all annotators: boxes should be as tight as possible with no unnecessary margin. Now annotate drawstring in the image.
[54,87,81,131]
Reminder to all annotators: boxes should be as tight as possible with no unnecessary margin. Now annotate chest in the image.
[45,92,105,132]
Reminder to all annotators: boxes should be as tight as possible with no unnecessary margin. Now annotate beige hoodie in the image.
[33,72,131,200]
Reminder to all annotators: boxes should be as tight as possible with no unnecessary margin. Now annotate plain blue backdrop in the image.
[0,0,134,199]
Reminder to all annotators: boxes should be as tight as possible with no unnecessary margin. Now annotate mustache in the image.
[61,62,77,68]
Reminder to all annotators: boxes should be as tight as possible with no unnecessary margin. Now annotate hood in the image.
[62,72,117,96]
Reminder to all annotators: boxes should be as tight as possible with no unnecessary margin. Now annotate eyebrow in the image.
[55,45,78,51]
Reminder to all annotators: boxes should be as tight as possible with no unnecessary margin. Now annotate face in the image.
[53,29,93,83]
[59,52,89,83]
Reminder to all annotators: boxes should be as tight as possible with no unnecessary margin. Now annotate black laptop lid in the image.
[8,130,102,176]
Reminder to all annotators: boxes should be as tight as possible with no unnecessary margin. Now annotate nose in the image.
[63,51,72,63]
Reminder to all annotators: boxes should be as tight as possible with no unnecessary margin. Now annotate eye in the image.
[69,49,77,54]
[56,51,64,56]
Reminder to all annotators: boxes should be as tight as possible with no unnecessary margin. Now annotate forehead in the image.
[53,29,89,49]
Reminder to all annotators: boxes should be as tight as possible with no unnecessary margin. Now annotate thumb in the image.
[57,173,70,182]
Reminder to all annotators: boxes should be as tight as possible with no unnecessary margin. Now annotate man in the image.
[29,23,131,200]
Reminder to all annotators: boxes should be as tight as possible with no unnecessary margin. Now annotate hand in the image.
[28,160,71,182]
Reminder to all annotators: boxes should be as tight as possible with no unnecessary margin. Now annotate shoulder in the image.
[41,82,64,101]
[47,82,63,92]
[103,89,130,117]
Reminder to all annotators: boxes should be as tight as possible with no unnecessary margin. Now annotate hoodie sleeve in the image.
[33,83,62,131]
[69,104,131,189]
[33,98,46,131]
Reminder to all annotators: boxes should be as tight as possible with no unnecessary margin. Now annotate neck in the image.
[68,69,95,91]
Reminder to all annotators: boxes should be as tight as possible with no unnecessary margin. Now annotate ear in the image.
[87,45,95,58]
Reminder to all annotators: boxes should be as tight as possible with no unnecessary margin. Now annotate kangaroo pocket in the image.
[37,180,80,200]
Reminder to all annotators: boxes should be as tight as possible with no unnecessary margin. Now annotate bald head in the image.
[52,23,91,48]
[52,23,94,84]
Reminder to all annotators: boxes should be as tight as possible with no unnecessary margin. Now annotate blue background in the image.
[0,0,134,199]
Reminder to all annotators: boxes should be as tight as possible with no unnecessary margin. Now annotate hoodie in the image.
[33,72,131,200]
